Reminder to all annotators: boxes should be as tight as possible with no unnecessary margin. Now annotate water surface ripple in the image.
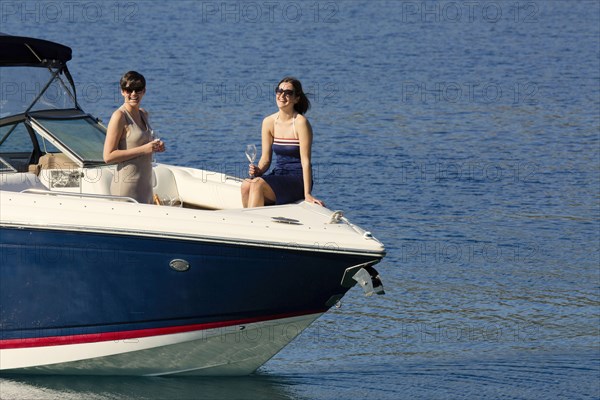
[1,1,598,398]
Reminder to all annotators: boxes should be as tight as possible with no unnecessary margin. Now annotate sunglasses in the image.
[123,85,145,94]
[275,88,295,97]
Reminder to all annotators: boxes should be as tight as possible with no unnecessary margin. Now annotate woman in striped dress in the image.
[241,77,324,208]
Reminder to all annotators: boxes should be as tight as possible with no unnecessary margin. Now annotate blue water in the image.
[1,0,599,398]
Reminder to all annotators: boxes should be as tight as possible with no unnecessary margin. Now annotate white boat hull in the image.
[1,313,322,376]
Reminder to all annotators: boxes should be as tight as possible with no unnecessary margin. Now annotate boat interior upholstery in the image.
[28,153,78,175]
[1,152,243,210]
[0,172,47,192]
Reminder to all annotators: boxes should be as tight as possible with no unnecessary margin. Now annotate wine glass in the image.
[150,129,160,166]
[245,144,257,177]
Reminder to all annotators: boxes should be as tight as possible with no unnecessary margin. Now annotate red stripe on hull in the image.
[0,310,323,349]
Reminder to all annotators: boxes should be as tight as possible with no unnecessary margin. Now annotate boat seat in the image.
[169,167,242,209]
[30,153,78,175]
[81,165,180,204]
[0,172,48,192]
[79,165,115,196]
[152,165,181,206]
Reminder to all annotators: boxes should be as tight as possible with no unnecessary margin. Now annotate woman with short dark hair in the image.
[103,71,165,203]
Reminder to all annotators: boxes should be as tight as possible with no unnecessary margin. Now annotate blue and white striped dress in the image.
[263,114,310,205]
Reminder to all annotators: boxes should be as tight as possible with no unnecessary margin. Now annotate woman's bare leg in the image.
[241,179,251,208]
[247,178,276,208]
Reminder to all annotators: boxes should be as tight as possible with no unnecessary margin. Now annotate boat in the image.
[0,34,386,376]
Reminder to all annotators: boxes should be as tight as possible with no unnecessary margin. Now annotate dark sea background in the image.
[1,0,599,399]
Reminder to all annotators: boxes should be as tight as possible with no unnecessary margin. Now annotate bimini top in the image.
[0,33,72,67]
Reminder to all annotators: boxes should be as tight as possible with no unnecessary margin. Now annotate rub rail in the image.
[20,188,138,203]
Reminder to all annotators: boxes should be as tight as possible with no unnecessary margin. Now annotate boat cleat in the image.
[328,210,344,224]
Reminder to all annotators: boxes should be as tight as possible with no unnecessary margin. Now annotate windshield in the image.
[0,66,76,118]
[31,116,106,164]
[0,122,35,172]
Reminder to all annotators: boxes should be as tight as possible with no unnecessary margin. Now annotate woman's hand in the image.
[145,139,165,155]
[249,164,262,177]
[152,139,166,153]
[305,193,324,207]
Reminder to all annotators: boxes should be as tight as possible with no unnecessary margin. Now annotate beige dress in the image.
[111,106,153,204]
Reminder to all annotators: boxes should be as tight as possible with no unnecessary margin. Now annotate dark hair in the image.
[120,71,146,90]
[278,76,311,115]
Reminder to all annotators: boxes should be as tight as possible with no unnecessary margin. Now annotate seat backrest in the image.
[37,153,78,171]
[80,166,115,195]
[153,165,180,205]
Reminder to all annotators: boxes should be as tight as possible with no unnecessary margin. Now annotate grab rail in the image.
[20,188,139,203]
